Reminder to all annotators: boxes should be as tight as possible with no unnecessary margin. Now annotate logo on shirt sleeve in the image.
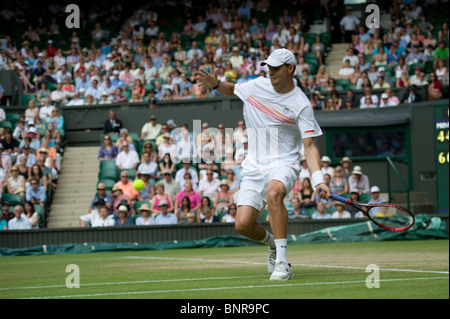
[304,130,315,134]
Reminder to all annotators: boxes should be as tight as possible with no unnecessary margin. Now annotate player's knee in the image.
[266,189,284,206]
[234,215,252,235]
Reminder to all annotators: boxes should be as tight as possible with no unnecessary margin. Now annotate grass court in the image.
[0,240,448,299]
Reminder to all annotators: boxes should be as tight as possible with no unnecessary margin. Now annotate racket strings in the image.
[368,205,414,230]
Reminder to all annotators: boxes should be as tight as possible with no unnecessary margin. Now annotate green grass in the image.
[0,240,448,299]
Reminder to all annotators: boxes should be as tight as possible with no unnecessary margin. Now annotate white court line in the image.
[125,256,450,274]
[0,275,266,291]
[21,277,450,299]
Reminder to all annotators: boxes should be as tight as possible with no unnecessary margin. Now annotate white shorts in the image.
[237,165,299,213]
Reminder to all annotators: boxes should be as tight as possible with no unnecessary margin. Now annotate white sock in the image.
[260,230,275,250]
[274,239,288,263]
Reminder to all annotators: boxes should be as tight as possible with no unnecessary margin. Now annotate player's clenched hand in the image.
[316,184,331,200]
[194,68,219,89]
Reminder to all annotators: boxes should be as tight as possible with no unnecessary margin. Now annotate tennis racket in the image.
[324,192,415,231]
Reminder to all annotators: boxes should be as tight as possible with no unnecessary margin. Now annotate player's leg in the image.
[235,204,276,274]
[266,178,294,281]
[234,205,266,241]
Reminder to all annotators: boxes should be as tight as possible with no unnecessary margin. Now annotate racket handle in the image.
[320,190,352,204]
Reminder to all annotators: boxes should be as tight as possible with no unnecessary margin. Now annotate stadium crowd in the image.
[0,0,449,228]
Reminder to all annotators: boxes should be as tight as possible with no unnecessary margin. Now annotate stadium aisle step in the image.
[326,43,349,79]
[46,146,99,229]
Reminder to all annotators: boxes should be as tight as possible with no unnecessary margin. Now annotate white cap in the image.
[321,156,331,163]
[381,93,389,99]
[371,186,380,193]
[260,49,297,67]
[378,67,385,72]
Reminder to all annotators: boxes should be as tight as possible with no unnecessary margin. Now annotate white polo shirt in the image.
[233,77,322,175]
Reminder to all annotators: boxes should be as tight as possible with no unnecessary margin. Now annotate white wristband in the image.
[311,170,325,187]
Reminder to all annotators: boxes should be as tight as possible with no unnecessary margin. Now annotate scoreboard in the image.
[435,104,449,213]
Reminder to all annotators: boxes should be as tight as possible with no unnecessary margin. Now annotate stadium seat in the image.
[359,193,372,203]
[5,113,21,127]
[303,208,316,218]
[1,193,22,206]
[0,121,13,129]
[99,160,118,181]
[20,94,37,107]
[336,79,350,90]
[217,211,227,221]
[34,204,45,228]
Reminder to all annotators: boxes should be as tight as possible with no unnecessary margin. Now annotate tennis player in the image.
[194,49,331,281]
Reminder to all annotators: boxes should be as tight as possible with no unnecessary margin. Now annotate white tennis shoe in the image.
[269,260,293,281]
[268,248,276,274]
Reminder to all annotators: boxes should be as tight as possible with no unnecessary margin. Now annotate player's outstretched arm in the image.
[303,137,331,200]
[194,68,236,97]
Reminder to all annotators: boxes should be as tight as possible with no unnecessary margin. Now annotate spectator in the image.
[428,72,443,100]
[405,45,427,65]
[373,75,391,89]
[401,85,423,104]
[111,88,128,104]
[7,205,31,230]
[26,177,45,207]
[175,159,199,189]
[175,181,202,214]
[434,42,449,68]
[135,203,155,225]
[140,115,161,141]
[312,36,326,65]
[396,69,411,88]
[115,141,139,170]
[340,8,360,43]
[385,88,400,105]
[315,173,336,209]
[22,201,39,229]
[80,198,106,227]
[137,151,158,180]
[213,179,234,214]
[198,169,221,201]
[298,177,316,210]
[311,201,332,220]
[221,202,237,223]
[360,96,377,109]
[91,204,115,227]
[113,171,139,206]
[331,202,351,219]
[154,200,178,225]
[321,156,335,178]
[38,98,55,123]
[150,181,174,215]
[367,186,388,217]
[359,87,379,106]
[157,132,176,160]
[6,165,26,203]
[1,128,19,156]
[338,60,354,79]
[176,196,194,223]
[89,182,113,214]
[380,92,398,107]
[316,65,330,88]
[161,169,180,200]
[330,166,349,195]
[435,59,448,83]
[114,205,134,226]
[348,165,370,194]
[289,198,308,220]
[200,206,219,223]
[65,91,85,106]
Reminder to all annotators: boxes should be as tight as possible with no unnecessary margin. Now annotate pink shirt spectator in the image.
[175,190,201,209]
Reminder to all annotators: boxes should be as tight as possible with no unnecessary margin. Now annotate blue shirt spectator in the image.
[26,181,46,205]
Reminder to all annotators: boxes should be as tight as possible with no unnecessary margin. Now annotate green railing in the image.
[386,156,411,211]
